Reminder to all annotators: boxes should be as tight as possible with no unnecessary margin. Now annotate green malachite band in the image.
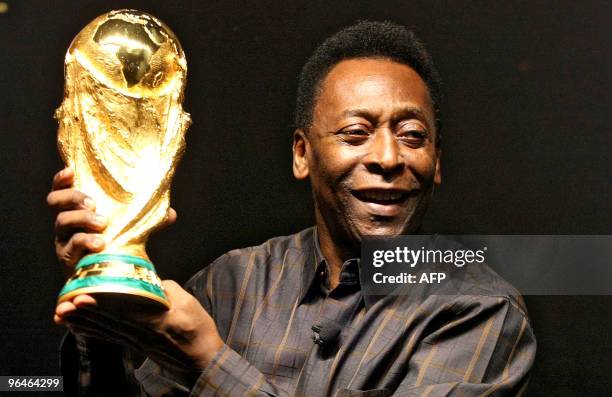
[76,253,155,271]
[59,276,166,300]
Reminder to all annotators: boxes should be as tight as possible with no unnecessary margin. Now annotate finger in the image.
[47,189,95,212]
[64,307,199,372]
[51,168,74,191]
[68,300,154,335]
[66,321,141,351]
[57,232,105,267]
[55,301,77,324]
[66,321,190,373]
[157,207,178,231]
[160,280,189,306]
[66,302,174,359]
[55,210,108,239]
[165,208,178,226]
[73,294,98,308]
[63,311,183,366]
[54,295,97,324]
[63,309,142,346]
[161,279,182,295]
[65,316,129,343]
[154,280,204,326]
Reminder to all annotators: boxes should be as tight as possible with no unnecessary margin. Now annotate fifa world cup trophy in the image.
[55,10,191,309]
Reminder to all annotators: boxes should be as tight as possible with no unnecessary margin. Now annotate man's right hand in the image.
[47,167,178,276]
[46,168,108,275]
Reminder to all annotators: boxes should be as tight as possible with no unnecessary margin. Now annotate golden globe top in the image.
[56,10,191,308]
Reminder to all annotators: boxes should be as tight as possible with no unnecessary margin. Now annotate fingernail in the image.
[93,215,108,227]
[91,237,105,248]
[83,198,95,210]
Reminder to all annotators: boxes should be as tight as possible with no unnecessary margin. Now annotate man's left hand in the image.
[54,280,224,379]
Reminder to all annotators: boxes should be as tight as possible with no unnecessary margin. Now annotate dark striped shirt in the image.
[62,227,536,396]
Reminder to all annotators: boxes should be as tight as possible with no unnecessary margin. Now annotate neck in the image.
[315,211,358,289]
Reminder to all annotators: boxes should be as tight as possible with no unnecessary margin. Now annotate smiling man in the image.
[294,57,441,279]
[50,21,536,396]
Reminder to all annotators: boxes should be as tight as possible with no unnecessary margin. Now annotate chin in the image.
[352,220,410,239]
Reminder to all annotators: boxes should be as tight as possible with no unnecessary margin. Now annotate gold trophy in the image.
[55,10,190,309]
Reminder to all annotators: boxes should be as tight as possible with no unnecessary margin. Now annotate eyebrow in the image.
[341,108,380,120]
[340,106,430,128]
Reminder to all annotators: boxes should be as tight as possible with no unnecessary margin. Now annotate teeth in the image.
[360,191,403,201]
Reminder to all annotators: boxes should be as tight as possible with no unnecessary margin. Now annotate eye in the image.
[406,130,427,139]
[397,124,428,147]
[336,124,371,143]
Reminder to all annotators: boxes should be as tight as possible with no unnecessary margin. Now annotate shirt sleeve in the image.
[137,260,294,397]
[59,265,216,397]
[390,295,537,396]
[60,332,148,396]
[188,344,292,397]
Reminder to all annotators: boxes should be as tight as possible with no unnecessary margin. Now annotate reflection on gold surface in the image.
[55,10,191,260]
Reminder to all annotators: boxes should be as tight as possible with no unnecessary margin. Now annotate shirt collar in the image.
[299,226,382,309]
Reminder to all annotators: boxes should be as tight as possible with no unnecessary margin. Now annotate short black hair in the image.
[295,20,442,137]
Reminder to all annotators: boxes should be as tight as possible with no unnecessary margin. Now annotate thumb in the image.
[161,208,178,229]
[161,279,188,302]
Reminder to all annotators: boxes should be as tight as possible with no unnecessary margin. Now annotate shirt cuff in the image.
[190,344,278,397]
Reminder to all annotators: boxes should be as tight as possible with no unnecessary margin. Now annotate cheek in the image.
[406,149,438,181]
[310,144,357,190]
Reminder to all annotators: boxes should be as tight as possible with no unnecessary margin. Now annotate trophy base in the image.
[58,253,170,311]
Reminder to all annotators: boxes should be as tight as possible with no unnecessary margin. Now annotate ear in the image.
[434,148,442,185]
[292,128,310,180]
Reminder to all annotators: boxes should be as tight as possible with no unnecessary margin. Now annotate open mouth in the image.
[351,189,410,205]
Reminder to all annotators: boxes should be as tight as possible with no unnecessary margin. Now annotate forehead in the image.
[315,58,434,122]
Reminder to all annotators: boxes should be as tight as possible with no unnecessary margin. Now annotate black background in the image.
[0,1,610,395]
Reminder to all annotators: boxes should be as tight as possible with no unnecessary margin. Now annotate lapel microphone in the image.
[312,322,342,347]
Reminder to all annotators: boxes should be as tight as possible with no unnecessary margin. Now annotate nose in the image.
[363,129,404,176]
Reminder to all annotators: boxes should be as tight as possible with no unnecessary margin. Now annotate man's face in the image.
[293,58,441,246]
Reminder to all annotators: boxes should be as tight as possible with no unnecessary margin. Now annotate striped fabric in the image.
[62,227,536,396]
